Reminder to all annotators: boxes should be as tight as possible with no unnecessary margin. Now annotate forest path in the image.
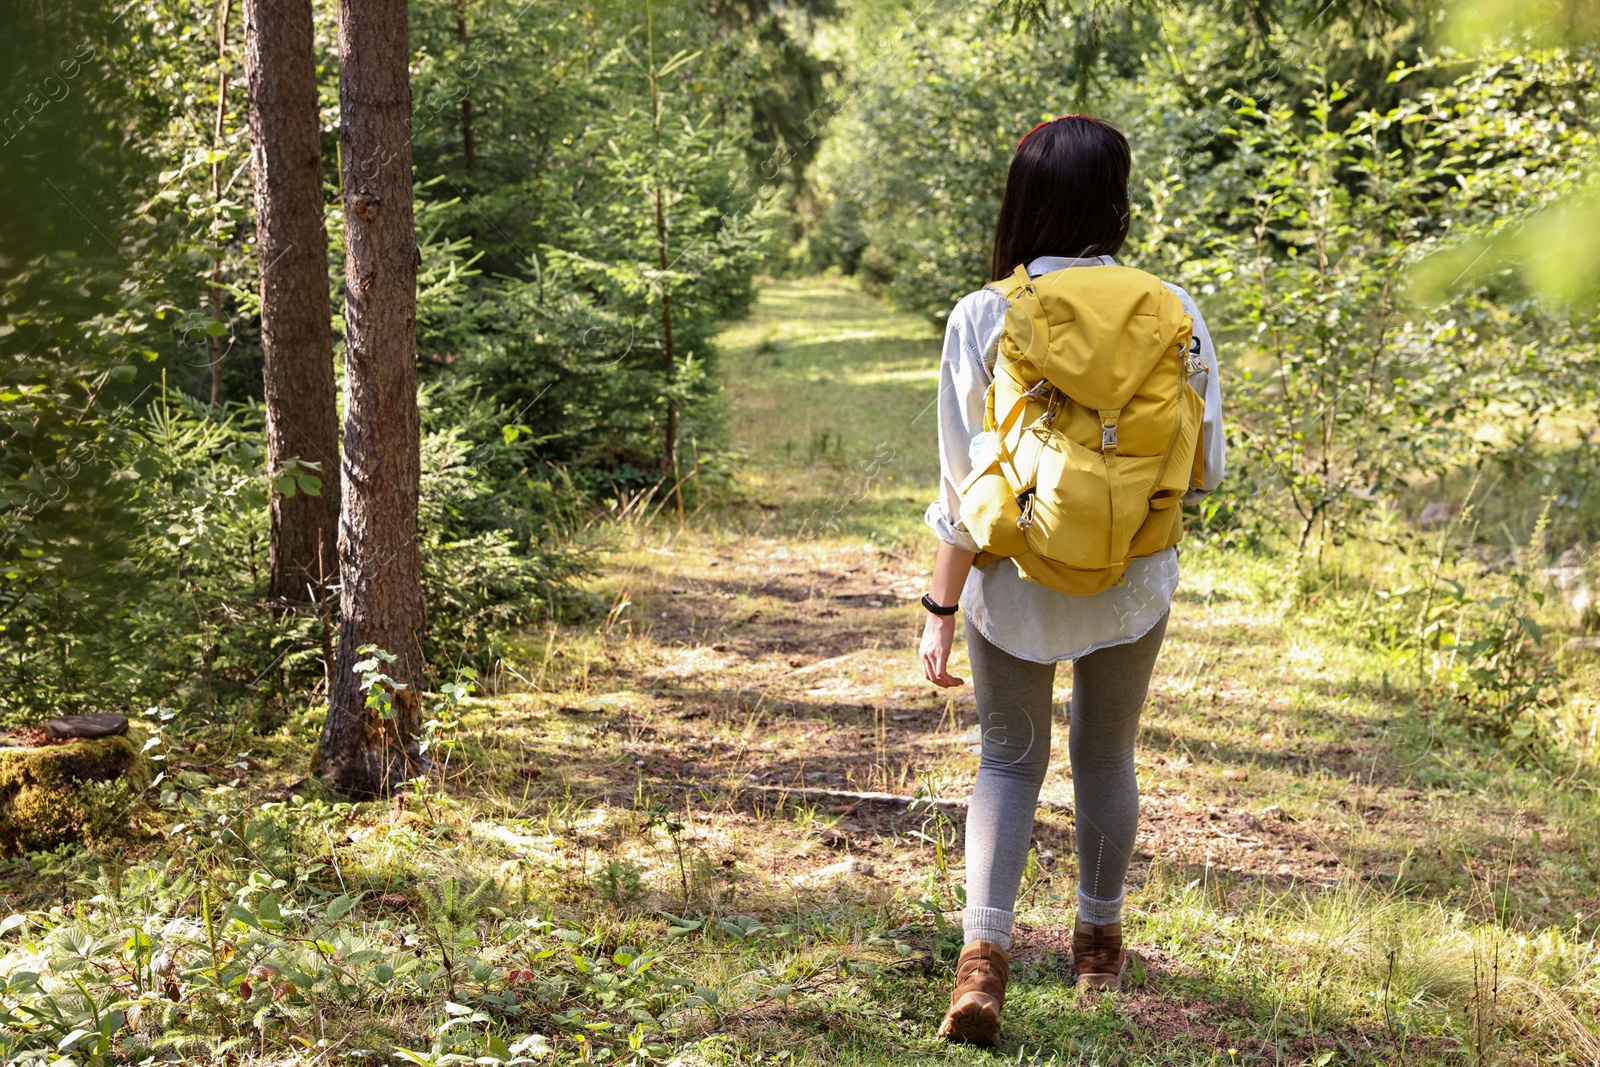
[460,277,1562,1062]
[533,276,1449,892]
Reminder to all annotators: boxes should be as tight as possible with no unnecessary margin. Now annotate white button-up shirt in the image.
[924,255,1226,663]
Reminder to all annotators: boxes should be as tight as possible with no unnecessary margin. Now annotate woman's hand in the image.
[921,542,976,687]
[920,612,965,687]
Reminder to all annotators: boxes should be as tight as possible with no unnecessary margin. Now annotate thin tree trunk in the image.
[455,0,475,182]
[245,0,342,604]
[318,0,426,798]
[210,0,235,408]
[646,1,678,487]
[654,187,677,472]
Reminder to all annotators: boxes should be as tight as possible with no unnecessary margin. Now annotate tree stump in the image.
[0,715,148,855]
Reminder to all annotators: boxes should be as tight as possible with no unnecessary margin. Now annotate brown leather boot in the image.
[1068,919,1132,991]
[937,940,1010,1046]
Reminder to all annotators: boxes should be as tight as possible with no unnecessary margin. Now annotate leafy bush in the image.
[1156,56,1599,550]
[0,382,593,726]
[813,21,1600,547]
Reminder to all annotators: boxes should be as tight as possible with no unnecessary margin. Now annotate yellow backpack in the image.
[957,263,1206,595]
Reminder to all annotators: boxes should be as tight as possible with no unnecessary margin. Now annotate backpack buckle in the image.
[1098,408,1121,454]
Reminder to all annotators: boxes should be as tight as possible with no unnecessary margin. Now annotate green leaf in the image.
[58,1028,95,1051]
[656,48,703,77]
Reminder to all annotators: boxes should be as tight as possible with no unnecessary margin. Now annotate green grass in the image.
[714,276,943,546]
[3,275,1600,1065]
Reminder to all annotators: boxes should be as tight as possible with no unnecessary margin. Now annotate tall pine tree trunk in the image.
[244,0,341,604]
[318,0,426,798]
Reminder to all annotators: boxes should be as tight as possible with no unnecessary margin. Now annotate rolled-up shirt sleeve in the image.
[924,290,1006,552]
[1172,287,1225,501]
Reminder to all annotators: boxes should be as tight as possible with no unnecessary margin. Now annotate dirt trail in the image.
[514,278,1502,915]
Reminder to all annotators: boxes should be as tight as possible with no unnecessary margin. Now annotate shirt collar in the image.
[1026,254,1117,276]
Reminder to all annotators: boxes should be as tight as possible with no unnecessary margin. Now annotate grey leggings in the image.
[960,613,1168,949]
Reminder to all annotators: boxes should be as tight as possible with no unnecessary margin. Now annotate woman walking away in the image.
[918,115,1225,1046]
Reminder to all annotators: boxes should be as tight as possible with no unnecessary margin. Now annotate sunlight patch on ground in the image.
[648,645,743,680]
[843,366,940,385]
[474,821,556,856]
[1281,638,1333,678]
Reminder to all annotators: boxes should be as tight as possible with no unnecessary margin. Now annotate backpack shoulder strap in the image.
[986,264,1032,302]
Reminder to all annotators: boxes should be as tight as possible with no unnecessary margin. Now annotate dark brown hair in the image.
[989,115,1132,281]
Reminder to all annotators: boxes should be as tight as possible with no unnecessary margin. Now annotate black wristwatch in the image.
[921,593,959,617]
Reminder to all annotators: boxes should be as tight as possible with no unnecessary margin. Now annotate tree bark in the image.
[244,0,342,604]
[318,0,426,798]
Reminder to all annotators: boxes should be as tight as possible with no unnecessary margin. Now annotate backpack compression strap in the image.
[983,264,1045,493]
[1099,408,1127,554]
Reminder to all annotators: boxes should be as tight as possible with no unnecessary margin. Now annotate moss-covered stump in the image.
[0,732,149,855]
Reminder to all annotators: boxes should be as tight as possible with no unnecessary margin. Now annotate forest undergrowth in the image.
[3,278,1600,1065]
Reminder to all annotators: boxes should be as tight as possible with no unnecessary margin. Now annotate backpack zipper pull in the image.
[1015,491,1036,531]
